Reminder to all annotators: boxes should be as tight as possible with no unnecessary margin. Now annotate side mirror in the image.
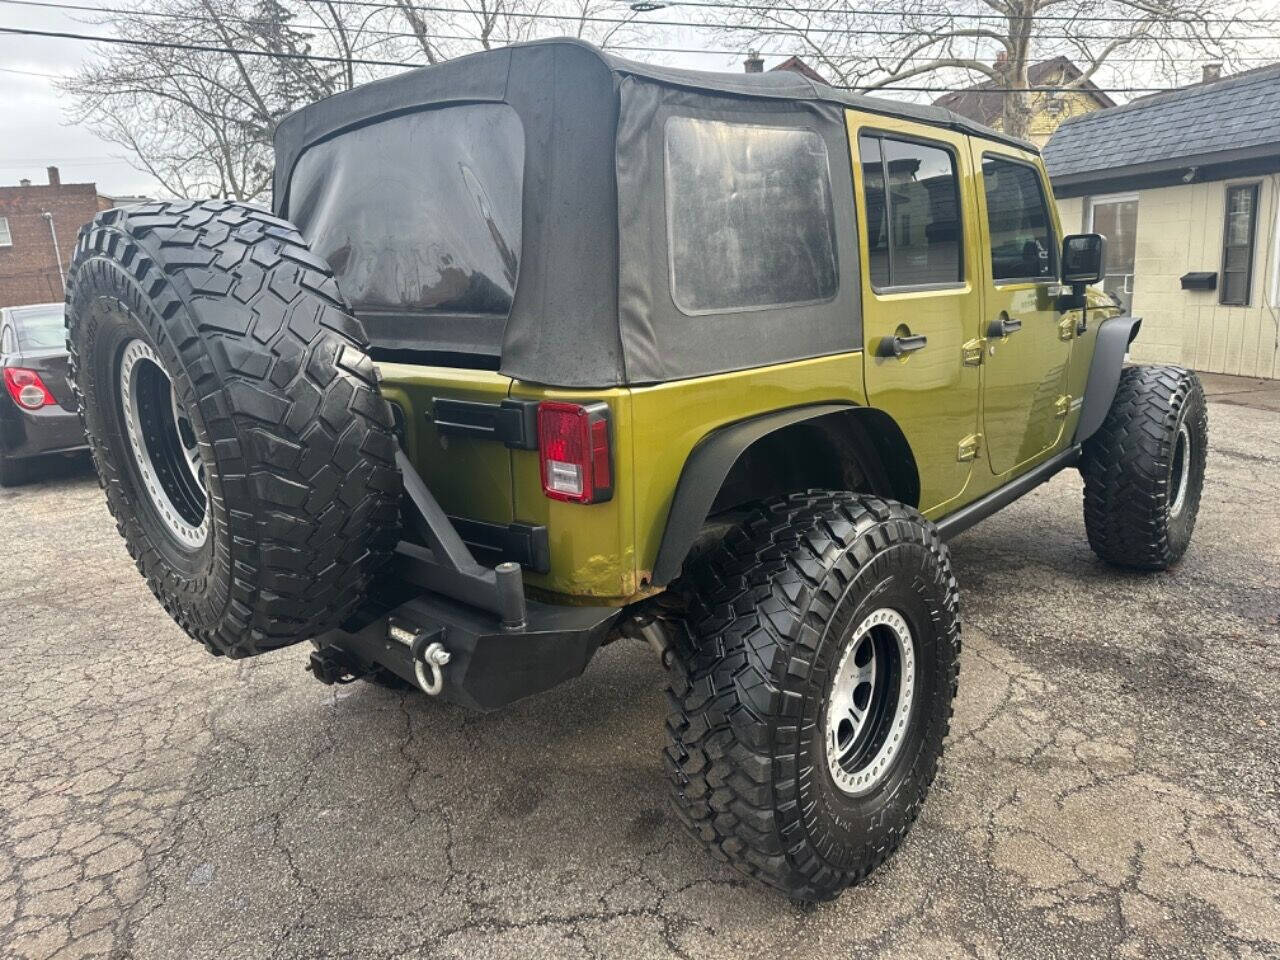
[1061,233,1105,285]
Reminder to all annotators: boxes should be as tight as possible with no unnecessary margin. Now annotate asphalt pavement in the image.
[2,384,1277,960]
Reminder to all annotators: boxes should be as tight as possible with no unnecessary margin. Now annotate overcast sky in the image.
[0,5,747,199]
[3,2,1259,201]
[0,5,167,195]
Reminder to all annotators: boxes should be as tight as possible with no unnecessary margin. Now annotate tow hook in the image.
[389,621,451,696]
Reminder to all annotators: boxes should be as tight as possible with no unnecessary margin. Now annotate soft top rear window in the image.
[287,103,524,357]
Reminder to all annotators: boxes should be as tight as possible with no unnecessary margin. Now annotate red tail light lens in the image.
[3,367,55,410]
[537,401,613,504]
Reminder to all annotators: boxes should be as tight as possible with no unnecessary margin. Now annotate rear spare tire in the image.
[65,200,400,658]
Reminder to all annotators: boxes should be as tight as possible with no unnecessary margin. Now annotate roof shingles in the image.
[1043,63,1280,181]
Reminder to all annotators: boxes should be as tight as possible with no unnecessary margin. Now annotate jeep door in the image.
[971,145,1075,475]
[848,115,984,514]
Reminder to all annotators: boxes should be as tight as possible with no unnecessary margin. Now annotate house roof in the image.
[932,56,1115,127]
[1044,63,1280,186]
[770,56,828,84]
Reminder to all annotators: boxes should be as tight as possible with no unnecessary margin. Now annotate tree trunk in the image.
[1001,5,1035,141]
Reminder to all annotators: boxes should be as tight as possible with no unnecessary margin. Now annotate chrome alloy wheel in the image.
[825,607,917,796]
[118,339,208,547]
[1169,420,1192,519]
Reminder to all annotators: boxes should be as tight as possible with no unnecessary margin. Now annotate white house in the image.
[1045,65,1280,379]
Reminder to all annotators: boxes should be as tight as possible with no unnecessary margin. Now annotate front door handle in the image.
[988,314,1023,338]
[877,333,928,358]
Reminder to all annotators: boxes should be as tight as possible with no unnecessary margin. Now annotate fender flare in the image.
[651,403,855,586]
[1074,315,1142,445]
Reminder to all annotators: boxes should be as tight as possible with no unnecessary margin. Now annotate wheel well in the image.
[708,408,920,516]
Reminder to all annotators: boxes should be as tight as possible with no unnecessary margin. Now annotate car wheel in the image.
[666,491,960,901]
[1081,365,1208,570]
[65,200,401,658]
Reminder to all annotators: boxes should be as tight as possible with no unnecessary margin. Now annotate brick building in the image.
[0,167,105,309]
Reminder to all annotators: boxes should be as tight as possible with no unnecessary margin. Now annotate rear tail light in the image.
[537,401,613,504]
[3,367,55,411]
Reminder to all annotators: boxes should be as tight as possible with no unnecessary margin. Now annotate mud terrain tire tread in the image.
[66,199,400,658]
[665,491,960,901]
[1081,364,1207,570]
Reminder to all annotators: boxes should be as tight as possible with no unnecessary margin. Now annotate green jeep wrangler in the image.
[65,40,1208,901]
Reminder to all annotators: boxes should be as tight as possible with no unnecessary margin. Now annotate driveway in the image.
[2,391,1277,960]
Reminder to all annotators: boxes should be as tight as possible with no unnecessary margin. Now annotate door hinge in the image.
[962,338,986,366]
[957,433,982,462]
[1057,316,1076,342]
[1054,394,1072,418]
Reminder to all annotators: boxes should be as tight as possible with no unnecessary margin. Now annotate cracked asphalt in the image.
[3,386,1278,960]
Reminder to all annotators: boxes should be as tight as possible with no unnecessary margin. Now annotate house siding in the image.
[1056,178,1280,379]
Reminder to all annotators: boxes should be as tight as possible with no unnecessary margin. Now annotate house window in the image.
[1087,193,1139,314]
[0,217,11,246]
[981,155,1057,282]
[858,133,963,289]
[1221,183,1259,306]
[664,117,839,314]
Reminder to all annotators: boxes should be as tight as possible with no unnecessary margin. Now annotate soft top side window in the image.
[664,116,840,315]
[981,155,1057,283]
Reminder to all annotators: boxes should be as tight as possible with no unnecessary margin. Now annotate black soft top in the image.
[274,40,1031,387]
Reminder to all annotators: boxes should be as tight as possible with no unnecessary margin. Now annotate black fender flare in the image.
[1074,315,1142,445]
[651,403,855,586]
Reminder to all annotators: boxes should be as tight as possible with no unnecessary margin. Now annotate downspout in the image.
[41,212,66,296]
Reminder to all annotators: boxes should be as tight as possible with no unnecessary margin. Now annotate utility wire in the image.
[0,0,514,45]
[604,0,1280,27]
[0,24,418,65]
[3,0,1272,43]
[0,23,1189,91]
[5,0,1270,64]
[282,0,1280,42]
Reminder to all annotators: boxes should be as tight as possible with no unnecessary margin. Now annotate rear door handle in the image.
[988,314,1023,338]
[877,334,928,358]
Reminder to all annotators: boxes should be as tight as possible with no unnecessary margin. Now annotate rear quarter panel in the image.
[376,363,515,526]
[511,353,868,603]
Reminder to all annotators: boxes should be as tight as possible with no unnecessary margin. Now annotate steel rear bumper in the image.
[311,449,622,709]
[312,577,620,710]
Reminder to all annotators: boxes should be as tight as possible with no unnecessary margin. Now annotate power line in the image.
[0,63,68,77]
[283,0,1280,42]
[0,0,474,45]
[605,0,1280,27]
[6,0,1270,65]
[0,23,1194,92]
[0,24,420,64]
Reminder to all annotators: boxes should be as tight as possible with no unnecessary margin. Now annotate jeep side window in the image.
[664,117,839,315]
[981,155,1057,282]
[857,133,962,289]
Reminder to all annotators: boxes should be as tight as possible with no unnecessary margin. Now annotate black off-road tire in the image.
[1081,365,1208,570]
[65,200,401,658]
[665,492,960,901]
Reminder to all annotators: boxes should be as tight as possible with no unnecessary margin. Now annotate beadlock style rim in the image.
[825,607,916,797]
[118,339,209,547]
[1170,420,1192,519]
